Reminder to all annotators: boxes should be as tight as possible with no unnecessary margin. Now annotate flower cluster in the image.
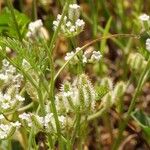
[0,92,25,113]
[139,13,150,34]
[19,112,65,133]
[0,59,23,87]
[0,114,21,140]
[64,47,102,64]
[82,50,102,63]
[26,19,43,38]
[26,19,49,40]
[139,14,150,21]
[0,59,25,113]
[55,74,97,114]
[53,4,85,37]
[64,47,80,63]
[22,59,39,101]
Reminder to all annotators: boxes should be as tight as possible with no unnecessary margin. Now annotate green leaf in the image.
[100,17,112,54]
[132,109,150,140]
[0,7,30,38]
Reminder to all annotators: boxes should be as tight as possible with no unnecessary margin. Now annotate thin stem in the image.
[28,105,40,149]
[47,134,53,149]
[71,112,81,145]
[55,33,138,80]
[6,0,22,42]
[87,107,106,121]
[18,102,34,112]
[7,139,12,150]
[32,0,37,21]
[48,1,70,52]
[47,0,70,149]
[112,56,150,150]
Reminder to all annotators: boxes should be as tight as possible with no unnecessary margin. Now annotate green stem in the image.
[6,0,22,42]
[7,139,12,150]
[48,1,70,51]
[71,112,81,145]
[112,56,150,150]
[32,0,37,21]
[47,134,53,149]
[87,107,106,121]
[47,0,70,149]
[28,106,40,150]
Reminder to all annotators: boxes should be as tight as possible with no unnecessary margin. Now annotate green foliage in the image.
[132,109,150,141]
[0,7,30,38]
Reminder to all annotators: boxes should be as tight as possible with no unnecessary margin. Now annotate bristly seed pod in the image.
[56,74,96,114]
[100,77,113,90]
[127,53,147,73]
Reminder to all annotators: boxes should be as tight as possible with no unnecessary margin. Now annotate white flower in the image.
[58,116,65,124]
[0,74,8,80]
[15,94,25,102]
[90,51,102,62]
[69,26,76,32]
[64,51,75,61]
[2,59,9,67]
[53,20,59,27]
[57,14,62,20]
[69,4,80,9]
[83,55,88,63]
[0,131,7,139]
[44,113,53,127]
[19,113,30,120]
[75,47,81,52]
[2,103,10,109]
[66,21,72,27]
[11,121,21,128]
[0,124,12,139]
[28,19,43,33]
[75,19,85,27]
[0,59,23,90]
[7,65,16,74]
[63,91,73,97]
[26,19,43,38]
[3,93,11,100]
[53,3,84,37]
[139,14,149,21]
[146,38,150,52]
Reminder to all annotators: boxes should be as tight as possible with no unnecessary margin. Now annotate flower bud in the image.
[100,77,113,90]
[68,4,80,22]
[113,81,126,99]
[101,92,113,108]
[127,53,147,72]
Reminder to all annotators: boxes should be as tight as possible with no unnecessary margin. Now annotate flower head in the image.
[139,14,149,21]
